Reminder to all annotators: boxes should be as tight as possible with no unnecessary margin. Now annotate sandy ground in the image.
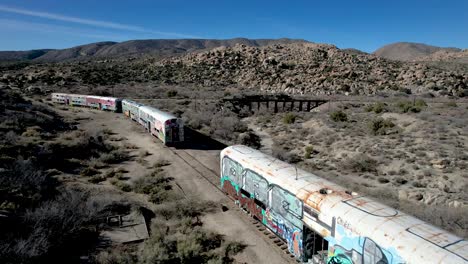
[57,106,289,264]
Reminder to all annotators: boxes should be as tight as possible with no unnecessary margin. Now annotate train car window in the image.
[254,198,266,210]
[243,170,269,205]
[222,157,243,186]
[362,238,388,264]
[240,188,250,197]
[270,185,303,225]
[303,205,319,219]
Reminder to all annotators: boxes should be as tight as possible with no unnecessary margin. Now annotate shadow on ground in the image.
[174,127,227,151]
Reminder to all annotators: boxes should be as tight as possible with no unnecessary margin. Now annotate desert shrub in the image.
[368,118,396,135]
[210,113,247,141]
[1,188,128,263]
[152,159,171,168]
[414,99,427,108]
[224,241,247,258]
[167,90,178,97]
[365,102,386,113]
[344,154,378,172]
[0,158,57,207]
[89,175,106,184]
[81,167,100,176]
[99,149,130,164]
[139,150,151,158]
[272,145,301,163]
[445,101,458,107]
[282,113,296,124]
[238,131,261,149]
[330,110,348,122]
[132,173,174,204]
[110,179,131,192]
[95,247,137,264]
[397,99,426,113]
[377,177,390,184]
[304,145,314,159]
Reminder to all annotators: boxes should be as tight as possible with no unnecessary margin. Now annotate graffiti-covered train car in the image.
[122,99,142,121]
[138,105,184,145]
[86,95,122,112]
[220,145,468,264]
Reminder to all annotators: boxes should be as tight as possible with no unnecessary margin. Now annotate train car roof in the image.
[139,105,178,122]
[221,145,467,264]
[86,95,121,101]
[122,99,143,106]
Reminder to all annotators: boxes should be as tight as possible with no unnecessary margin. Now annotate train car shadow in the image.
[173,127,227,151]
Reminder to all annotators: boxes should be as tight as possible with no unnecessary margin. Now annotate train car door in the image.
[98,103,102,110]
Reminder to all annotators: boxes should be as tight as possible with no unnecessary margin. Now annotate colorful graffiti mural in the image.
[326,225,404,264]
[221,157,305,260]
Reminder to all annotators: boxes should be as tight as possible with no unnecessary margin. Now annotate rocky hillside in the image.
[1,42,467,97]
[374,42,462,61]
[143,43,468,96]
[0,38,308,62]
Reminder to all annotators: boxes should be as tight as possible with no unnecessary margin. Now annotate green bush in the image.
[369,118,396,135]
[365,102,386,113]
[167,90,178,97]
[397,99,426,113]
[89,175,106,184]
[282,113,296,124]
[99,149,130,164]
[304,146,314,159]
[330,110,348,122]
[414,99,427,108]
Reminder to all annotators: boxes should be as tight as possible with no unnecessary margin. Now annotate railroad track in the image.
[169,148,300,264]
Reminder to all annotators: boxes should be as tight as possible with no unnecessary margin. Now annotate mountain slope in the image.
[0,49,51,61]
[374,42,462,61]
[0,38,308,62]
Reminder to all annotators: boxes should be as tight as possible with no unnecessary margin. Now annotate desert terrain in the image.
[1,38,467,263]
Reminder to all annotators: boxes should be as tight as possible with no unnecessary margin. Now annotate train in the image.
[220,145,467,264]
[52,93,184,144]
[52,93,467,264]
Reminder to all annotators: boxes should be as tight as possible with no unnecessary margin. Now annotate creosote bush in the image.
[369,118,396,135]
[330,110,348,122]
[282,113,296,124]
[304,145,314,159]
[365,102,386,113]
[397,99,426,113]
[344,154,378,172]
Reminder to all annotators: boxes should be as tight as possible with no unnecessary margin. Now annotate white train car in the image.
[51,93,69,104]
[122,99,142,121]
[86,95,122,112]
[138,105,184,144]
[220,145,467,264]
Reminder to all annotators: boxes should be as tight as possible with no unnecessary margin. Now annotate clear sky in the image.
[0,0,467,52]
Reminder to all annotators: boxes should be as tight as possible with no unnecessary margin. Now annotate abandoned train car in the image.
[51,93,122,112]
[138,105,184,144]
[122,99,142,121]
[86,95,122,112]
[220,145,468,264]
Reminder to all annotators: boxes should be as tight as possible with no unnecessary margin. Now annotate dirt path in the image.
[59,107,290,264]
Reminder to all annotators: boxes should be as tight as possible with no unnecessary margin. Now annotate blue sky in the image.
[0,0,467,52]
